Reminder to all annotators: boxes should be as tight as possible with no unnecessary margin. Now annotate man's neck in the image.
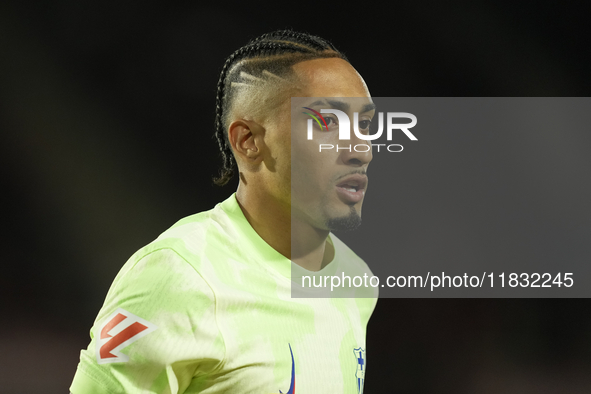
[235,183,332,272]
[291,218,334,272]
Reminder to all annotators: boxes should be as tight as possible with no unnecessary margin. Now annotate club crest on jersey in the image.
[96,308,157,364]
[354,347,366,394]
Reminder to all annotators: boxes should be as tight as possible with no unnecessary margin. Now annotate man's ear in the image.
[228,119,265,165]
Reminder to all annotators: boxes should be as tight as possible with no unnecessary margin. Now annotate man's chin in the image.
[325,206,362,232]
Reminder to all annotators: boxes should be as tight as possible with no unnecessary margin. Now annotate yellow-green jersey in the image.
[70,193,377,393]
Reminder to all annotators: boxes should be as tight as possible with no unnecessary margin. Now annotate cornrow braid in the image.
[212,30,348,186]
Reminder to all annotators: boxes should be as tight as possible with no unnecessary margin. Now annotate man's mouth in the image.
[339,184,361,192]
[335,174,368,204]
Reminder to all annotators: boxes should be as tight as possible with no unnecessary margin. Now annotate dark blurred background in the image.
[1,1,590,393]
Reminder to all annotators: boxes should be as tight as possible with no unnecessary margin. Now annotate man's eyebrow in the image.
[308,99,349,112]
[326,100,350,112]
[360,102,376,113]
[308,100,376,113]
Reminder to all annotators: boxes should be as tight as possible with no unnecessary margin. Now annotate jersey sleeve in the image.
[70,247,225,394]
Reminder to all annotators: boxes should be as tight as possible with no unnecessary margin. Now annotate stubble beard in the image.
[325,205,362,232]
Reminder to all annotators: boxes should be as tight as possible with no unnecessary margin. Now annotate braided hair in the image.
[213,30,349,186]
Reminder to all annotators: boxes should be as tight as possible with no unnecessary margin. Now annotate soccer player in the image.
[70,30,377,393]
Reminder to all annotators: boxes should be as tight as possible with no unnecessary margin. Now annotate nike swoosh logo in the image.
[279,344,295,394]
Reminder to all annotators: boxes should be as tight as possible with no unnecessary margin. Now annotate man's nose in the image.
[340,132,373,167]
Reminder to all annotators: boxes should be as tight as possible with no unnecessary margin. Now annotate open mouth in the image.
[336,174,367,191]
[339,184,361,192]
[335,174,368,204]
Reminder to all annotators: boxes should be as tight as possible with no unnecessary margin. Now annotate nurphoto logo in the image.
[302,107,418,153]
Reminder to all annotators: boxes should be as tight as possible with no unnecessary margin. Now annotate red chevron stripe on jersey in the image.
[96,308,157,364]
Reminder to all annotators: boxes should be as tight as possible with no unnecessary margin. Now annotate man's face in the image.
[269,57,374,232]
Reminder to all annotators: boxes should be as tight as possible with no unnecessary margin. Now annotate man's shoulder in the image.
[155,206,217,245]
[151,195,239,250]
[161,198,227,238]
[124,195,241,270]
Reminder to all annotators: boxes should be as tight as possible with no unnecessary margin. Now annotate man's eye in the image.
[324,116,337,129]
[358,120,371,130]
